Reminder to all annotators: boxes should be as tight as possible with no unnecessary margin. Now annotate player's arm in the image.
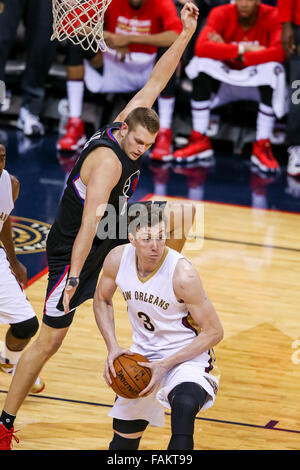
[114,2,199,122]
[0,175,27,286]
[93,245,133,385]
[62,149,122,313]
[139,259,223,396]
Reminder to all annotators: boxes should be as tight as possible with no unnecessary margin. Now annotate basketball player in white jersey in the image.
[0,144,44,393]
[94,202,224,450]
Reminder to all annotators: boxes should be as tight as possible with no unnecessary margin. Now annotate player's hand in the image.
[62,277,79,313]
[243,44,266,52]
[138,359,169,397]
[104,347,134,386]
[180,2,199,36]
[10,259,28,287]
[281,22,295,55]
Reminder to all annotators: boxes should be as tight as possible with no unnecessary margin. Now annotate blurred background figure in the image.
[278,0,300,179]
[0,0,56,136]
[173,0,286,173]
[57,0,182,153]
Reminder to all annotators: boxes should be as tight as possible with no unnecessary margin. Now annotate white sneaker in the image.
[287,146,300,177]
[17,107,45,136]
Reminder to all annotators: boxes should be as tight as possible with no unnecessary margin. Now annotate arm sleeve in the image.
[194,8,239,61]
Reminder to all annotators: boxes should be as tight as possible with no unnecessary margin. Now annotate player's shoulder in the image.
[9,173,20,201]
[259,3,280,23]
[173,257,199,289]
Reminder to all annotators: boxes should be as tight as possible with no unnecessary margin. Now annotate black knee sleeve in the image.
[167,382,208,450]
[10,316,39,340]
[108,418,148,450]
[109,433,142,450]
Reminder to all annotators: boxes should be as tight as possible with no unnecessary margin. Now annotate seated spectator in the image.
[278,0,300,178]
[57,0,182,154]
[173,0,286,173]
[0,0,56,136]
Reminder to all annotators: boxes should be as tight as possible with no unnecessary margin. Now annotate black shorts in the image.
[42,234,129,329]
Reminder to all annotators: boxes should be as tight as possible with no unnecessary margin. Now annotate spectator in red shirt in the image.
[57,0,182,154]
[278,0,300,179]
[173,0,286,173]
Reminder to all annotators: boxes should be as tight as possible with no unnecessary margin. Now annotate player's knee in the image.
[168,382,207,435]
[108,418,148,450]
[10,316,39,340]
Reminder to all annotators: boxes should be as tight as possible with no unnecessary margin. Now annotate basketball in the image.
[60,1,98,37]
[109,353,152,399]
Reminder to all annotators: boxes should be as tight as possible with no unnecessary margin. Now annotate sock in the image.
[0,410,16,430]
[256,103,275,141]
[67,80,84,118]
[191,99,211,135]
[157,96,175,129]
[0,345,22,375]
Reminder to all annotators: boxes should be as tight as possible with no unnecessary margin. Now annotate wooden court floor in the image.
[1,197,300,450]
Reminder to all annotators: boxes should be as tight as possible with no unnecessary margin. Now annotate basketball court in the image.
[0,0,300,452]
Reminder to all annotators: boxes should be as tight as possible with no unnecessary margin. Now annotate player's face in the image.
[122,124,157,161]
[236,0,259,19]
[0,145,6,176]
[133,222,167,267]
[129,0,146,9]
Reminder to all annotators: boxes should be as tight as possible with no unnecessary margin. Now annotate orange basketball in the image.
[109,353,152,399]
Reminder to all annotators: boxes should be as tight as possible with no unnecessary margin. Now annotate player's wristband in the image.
[68,277,79,287]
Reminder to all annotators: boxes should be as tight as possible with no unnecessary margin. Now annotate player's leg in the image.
[109,418,148,450]
[167,381,207,450]
[1,316,39,373]
[173,72,220,161]
[57,43,96,150]
[0,0,23,85]
[251,85,279,172]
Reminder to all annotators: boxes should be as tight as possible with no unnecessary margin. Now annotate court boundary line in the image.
[0,390,299,435]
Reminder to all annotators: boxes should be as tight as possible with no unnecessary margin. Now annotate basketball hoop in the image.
[51,0,113,53]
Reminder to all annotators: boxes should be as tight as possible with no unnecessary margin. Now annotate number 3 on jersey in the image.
[137,311,155,332]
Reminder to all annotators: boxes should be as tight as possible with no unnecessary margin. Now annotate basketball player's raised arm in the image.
[62,149,122,313]
[114,2,199,122]
[93,246,133,385]
[139,259,224,396]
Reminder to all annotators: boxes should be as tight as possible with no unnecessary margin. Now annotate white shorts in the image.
[0,248,36,324]
[84,51,156,94]
[108,357,219,428]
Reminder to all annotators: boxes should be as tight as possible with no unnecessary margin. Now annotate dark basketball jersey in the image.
[45,122,141,315]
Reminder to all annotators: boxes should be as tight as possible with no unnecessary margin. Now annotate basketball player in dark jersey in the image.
[0,2,199,449]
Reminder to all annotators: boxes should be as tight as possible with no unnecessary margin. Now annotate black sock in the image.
[0,410,16,430]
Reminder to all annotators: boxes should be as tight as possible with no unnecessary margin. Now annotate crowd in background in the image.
[0,0,299,179]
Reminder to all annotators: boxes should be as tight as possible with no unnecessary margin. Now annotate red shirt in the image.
[277,0,300,26]
[104,0,182,55]
[194,3,285,69]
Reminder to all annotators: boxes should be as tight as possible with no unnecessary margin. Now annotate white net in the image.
[51,0,112,53]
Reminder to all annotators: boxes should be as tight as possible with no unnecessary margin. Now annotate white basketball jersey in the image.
[116,244,213,368]
[0,169,13,232]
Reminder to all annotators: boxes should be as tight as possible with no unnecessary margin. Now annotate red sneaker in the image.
[251,139,280,173]
[0,423,19,450]
[173,131,213,162]
[57,117,86,151]
[150,128,173,162]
